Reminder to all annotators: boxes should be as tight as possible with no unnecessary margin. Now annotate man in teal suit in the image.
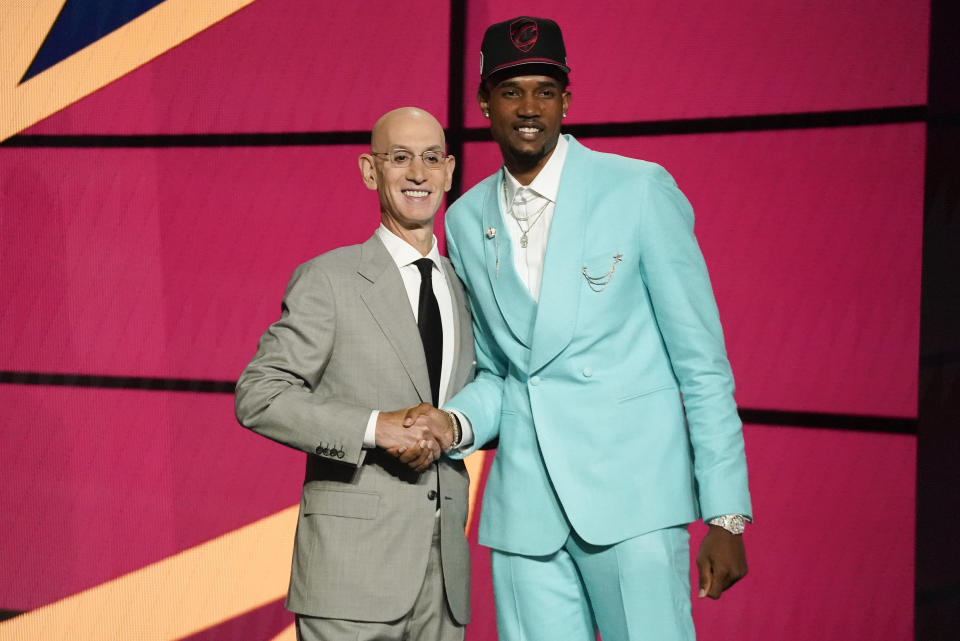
[411,16,752,641]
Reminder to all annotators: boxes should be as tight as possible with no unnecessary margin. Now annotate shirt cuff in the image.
[363,410,378,448]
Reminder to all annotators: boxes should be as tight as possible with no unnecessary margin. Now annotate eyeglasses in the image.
[371,149,448,169]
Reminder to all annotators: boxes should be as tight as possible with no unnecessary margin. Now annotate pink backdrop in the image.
[462,0,928,126]
[1,0,924,639]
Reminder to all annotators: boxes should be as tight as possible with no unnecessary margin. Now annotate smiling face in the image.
[359,108,455,236]
[479,74,571,183]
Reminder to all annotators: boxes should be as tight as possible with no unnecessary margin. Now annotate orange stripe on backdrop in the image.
[464,450,487,535]
[0,505,298,641]
[0,0,260,142]
[0,452,487,640]
[268,623,297,641]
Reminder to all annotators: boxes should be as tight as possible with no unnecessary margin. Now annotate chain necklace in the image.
[503,181,550,248]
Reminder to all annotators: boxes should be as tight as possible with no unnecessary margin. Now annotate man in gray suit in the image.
[235,107,474,641]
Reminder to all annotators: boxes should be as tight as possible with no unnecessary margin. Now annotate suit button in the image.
[427,490,438,501]
[314,445,323,455]
[336,449,344,459]
[530,376,540,386]
[582,367,593,377]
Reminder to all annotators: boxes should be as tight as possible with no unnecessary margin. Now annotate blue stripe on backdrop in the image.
[20,0,169,83]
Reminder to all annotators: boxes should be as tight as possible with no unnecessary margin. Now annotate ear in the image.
[477,91,490,119]
[442,155,456,192]
[358,154,378,191]
[561,90,572,117]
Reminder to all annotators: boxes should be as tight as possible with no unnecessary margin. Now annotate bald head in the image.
[371,107,446,151]
[359,107,455,253]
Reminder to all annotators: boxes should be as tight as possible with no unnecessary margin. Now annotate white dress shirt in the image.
[500,134,569,301]
[363,224,456,447]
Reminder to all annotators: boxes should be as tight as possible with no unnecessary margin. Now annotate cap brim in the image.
[482,58,570,80]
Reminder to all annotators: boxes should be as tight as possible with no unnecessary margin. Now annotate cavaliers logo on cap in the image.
[509,18,538,52]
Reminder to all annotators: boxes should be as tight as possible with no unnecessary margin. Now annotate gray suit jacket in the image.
[235,233,475,624]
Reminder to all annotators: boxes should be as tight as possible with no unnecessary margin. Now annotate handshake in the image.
[376,403,460,473]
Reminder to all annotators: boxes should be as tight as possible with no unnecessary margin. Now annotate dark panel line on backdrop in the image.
[0,370,917,434]
[739,408,916,435]
[916,1,960,637]
[916,581,960,606]
[445,0,467,200]
[484,105,931,141]
[1,130,371,148]
[919,349,960,367]
[2,106,935,148]
[0,370,235,394]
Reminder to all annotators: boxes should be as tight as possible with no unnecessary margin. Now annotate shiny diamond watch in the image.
[708,514,746,535]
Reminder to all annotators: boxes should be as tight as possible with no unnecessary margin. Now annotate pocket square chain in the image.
[582,253,623,292]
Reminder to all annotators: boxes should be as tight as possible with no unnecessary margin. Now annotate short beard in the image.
[502,139,553,175]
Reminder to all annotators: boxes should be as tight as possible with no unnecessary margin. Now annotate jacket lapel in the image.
[481,172,538,347]
[529,136,589,373]
[357,234,432,404]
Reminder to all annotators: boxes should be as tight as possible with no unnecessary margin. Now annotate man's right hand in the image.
[402,402,456,451]
[376,408,439,473]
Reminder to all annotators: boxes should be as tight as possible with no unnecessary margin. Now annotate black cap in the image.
[480,17,569,81]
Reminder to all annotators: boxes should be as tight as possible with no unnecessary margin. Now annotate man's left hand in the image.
[696,525,747,599]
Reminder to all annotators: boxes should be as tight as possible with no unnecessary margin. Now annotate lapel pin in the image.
[485,228,500,276]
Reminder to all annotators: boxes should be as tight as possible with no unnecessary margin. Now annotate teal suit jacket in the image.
[445,136,751,556]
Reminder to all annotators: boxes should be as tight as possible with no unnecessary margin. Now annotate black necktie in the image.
[414,258,442,406]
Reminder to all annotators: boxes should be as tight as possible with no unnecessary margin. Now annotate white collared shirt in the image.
[363,224,455,447]
[500,134,569,301]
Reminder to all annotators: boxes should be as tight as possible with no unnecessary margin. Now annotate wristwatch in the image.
[708,514,746,535]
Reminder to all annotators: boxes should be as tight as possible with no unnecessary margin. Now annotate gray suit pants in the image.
[295,515,464,641]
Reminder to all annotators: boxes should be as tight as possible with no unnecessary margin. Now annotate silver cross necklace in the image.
[503,181,550,249]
